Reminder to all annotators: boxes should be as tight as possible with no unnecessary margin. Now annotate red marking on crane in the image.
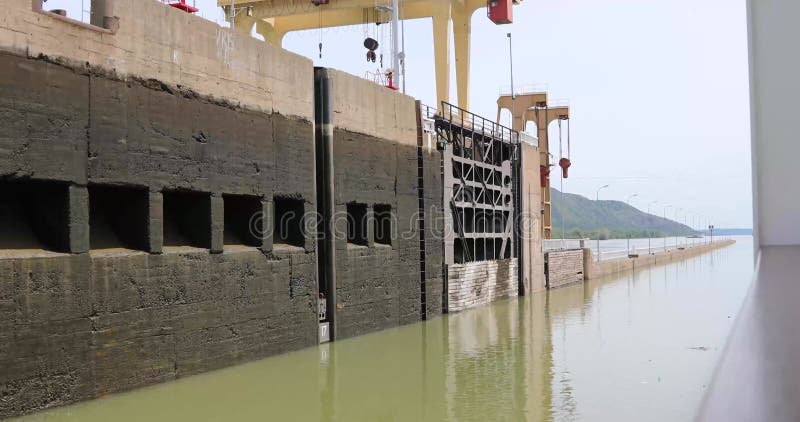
[167,0,199,13]
[487,0,513,24]
[559,158,571,178]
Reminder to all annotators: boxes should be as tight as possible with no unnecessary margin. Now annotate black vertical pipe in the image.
[514,142,524,295]
[314,68,336,341]
[415,100,427,321]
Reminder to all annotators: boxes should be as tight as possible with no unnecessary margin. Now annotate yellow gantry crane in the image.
[218,0,520,111]
[497,89,570,239]
[213,0,568,240]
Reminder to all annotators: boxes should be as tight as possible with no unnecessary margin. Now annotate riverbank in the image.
[585,239,736,280]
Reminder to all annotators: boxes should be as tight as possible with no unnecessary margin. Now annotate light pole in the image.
[647,200,658,254]
[700,215,706,244]
[663,205,672,252]
[508,33,514,102]
[683,212,689,247]
[228,1,253,32]
[626,193,639,254]
[595,185,609,262]
[675,207,682,248]
[596,184,609,201]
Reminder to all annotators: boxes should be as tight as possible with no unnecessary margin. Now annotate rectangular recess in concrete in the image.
[454,240,465,264]
[223,194,262,247]
[346,203,368,246]
[89,184,149,250]
[162,190,211,248]
[273,196,305,247]
[374,204,392,246]
[475,238,486,261]
[0,179,71,252]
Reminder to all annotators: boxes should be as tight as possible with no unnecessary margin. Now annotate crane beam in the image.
[219,0,504,111]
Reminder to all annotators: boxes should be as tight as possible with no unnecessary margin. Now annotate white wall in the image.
[748,0,800,247]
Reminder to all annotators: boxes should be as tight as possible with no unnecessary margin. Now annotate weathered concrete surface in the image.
[0,49,317,418]
[326,69,417,146]
[325,70,430,339]
[519,142,545,294]
[0,1,470,417]
[0,52,88,184]
[330,128,421,338]
[0,248,317,419]
[584,240,736,280]
[421,130,445,318]
[1,0,313,120]
[447,259,518,312]
[545,249,584,289]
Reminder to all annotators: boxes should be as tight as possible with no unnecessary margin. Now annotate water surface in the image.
[14,237,754,422]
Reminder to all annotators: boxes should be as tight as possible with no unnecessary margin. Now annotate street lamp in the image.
[596,184,609,201]
[507,33,514,125]
[595,184,609,262]
[228,1,253,31]
[625,194,638,254]
[647,200,658,254]
[663,205,672,252]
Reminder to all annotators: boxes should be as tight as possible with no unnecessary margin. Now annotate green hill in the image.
[550,189,696,239]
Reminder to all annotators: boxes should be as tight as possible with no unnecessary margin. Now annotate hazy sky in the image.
[50,0,752,228]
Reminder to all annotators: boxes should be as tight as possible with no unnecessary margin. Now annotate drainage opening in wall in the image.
[475,238,486,261]
[89,185,149,250]
[224,194,262,247]
[346,202,368,246]
[163,190,211,249]
[454,239,465,264]
[273,196,305,248]
[0,179,70,252]
[374,204,392,246]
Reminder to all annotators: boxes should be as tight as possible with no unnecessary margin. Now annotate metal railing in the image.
[439,102,519,145]
[543,238,588,252]
[547,99,570,108]
[420,103,439,120]
[421,102,538,148]
[594,238,720,261]
[499,84,549,97]
[518,131,539,147]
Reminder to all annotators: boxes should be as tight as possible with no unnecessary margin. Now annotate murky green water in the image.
[13,237,754,422]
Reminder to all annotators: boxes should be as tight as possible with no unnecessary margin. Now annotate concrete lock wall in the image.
[0,0,505,417]
[0,2,319,418]
[520,142,545,294]
[320,69,443,339]
[545,250,585,289]
[1,0,313,120]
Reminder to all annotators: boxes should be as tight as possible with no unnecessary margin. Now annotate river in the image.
[12,236,754,422]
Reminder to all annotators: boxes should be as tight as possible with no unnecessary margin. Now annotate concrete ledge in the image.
[585,240,736,280]
[697,246,799,421]
[2,0,314,119]
[326,69,417,146]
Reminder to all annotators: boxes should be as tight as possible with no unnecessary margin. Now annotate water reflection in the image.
[13,237,753,422]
